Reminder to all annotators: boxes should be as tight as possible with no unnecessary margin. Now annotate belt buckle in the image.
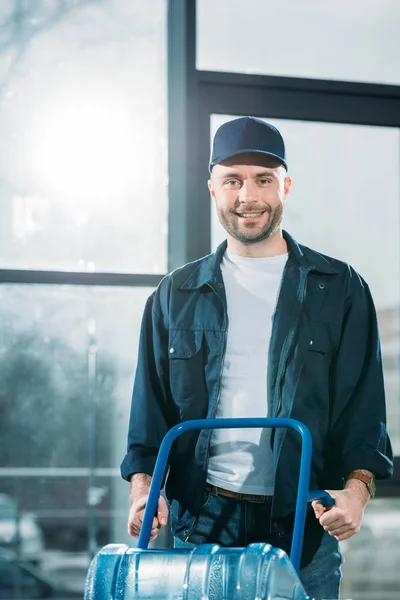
[248,494,265,504]
[207,483,219,497]
[249,493,272,504]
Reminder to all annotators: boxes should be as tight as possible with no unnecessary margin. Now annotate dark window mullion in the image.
[198,81,400,128]
[197,69,400,99]
[0,270,163,287]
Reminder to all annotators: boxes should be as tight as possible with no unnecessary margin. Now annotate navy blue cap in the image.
[209,116,287,171]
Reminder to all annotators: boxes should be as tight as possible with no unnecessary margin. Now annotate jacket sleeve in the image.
[120,288,177,481]
[329,271,393,480]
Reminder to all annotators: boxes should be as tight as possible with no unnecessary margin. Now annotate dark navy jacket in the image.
[121,231,393,541]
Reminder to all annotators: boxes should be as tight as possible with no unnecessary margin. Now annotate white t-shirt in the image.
[207,250,288,495]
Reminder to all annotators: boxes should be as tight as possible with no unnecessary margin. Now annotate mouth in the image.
[235,211,266,219]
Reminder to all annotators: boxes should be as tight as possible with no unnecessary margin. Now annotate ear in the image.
[208,179,215,198]
[283,175,292,197]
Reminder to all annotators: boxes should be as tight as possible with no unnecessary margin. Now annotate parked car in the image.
[0,494,44,566]
[0,548,81,599]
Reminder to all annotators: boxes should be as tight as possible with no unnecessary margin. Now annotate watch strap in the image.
[346,470,375,498]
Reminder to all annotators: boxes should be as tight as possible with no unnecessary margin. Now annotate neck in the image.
[227,230,287,258]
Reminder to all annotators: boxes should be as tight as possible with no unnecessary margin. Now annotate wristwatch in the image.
[346,469,376,499]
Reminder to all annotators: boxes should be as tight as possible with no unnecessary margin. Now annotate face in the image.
[208,153,292,249]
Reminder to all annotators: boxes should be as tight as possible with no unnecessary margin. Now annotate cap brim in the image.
[209,149,287,171]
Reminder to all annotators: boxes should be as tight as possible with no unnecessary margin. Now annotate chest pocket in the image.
[168,329,204,403]
[308,321,338,355]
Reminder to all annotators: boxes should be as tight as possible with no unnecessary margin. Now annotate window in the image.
[0,0,168,273]
[211,114,400,453]
[197,0,400,85]
[0,3,168,594]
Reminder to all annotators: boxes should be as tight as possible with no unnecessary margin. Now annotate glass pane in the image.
[341,498,400,599]
[197,0,400,85]
[0,284,155,596]
[211,115,400,454]
[0,0,167,273]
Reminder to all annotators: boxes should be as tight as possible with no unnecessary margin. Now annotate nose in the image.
[238,181,258,203]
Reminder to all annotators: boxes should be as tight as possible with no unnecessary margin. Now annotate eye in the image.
[224,179,240,188]
[259,177,272,185]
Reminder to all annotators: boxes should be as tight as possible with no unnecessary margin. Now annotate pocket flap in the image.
[168,330,203,359]
[308,323,335,354]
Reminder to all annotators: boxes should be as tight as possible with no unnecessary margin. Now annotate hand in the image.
[311,481,369,541]
[128,494,169,542]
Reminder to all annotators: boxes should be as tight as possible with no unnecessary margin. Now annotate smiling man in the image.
[209,153,290,254]
[121,116,393,600]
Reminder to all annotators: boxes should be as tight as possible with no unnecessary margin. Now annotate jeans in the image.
[174,492,343,600]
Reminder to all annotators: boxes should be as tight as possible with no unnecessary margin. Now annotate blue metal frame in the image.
[137,417,334,573]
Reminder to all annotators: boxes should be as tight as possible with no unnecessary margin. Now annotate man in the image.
[121,116,393,599]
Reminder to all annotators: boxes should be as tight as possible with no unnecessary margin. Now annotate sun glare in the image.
[33,99,138,199]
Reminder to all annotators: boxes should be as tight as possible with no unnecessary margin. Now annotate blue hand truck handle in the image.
[137,417,334,573]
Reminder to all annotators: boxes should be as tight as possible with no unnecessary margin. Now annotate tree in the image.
[0,313,117,468]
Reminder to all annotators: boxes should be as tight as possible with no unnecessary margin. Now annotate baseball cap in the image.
[209,116,287,171]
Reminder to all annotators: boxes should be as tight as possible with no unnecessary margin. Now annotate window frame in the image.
[167,0,400,494]
[0,0,398,495]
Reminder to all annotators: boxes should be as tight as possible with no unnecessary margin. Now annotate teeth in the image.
[239,212,263,217]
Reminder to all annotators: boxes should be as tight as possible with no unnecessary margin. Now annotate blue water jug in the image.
[85,542,308,599]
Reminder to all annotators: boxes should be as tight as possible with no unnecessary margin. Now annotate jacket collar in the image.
[283,231,340,274]
[180,240,227,290]
[180,230,339,290]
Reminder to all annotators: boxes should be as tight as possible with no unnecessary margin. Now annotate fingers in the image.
[320,512,361,540]
[318,507,343,528]
[323,525,359,541]
[312,488,364,542]
[127,495,151,538]
[149,520,161,541]
[127,495,169,540]
[311,500,326,519]
[327,523,359,541]
[332,528,360,542]
[316,505,360,541]
[157,495,169,528]
[129,511,159,539]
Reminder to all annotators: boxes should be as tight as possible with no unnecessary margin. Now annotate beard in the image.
[217,204,283,245]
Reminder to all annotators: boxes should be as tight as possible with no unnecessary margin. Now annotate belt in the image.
[205,483,273,504]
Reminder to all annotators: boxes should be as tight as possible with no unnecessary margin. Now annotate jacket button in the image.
[169,347,175,354]
[318,282,325,290]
